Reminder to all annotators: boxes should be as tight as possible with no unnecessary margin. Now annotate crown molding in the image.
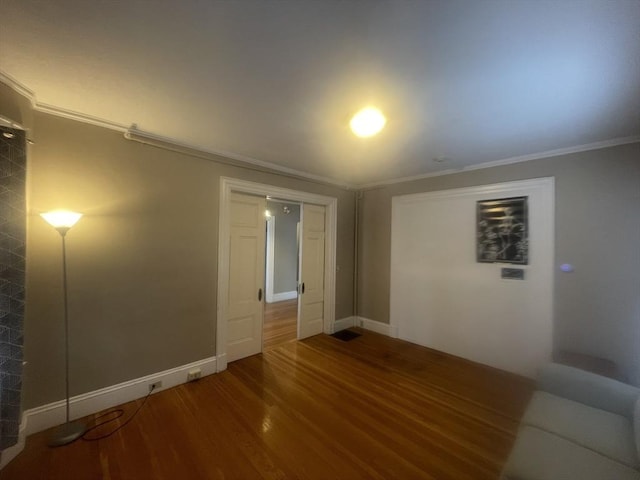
[0,70,355,188]
[35,103,129,133]
[0,70,128,133]
[461,135,640,172]
[125,128,356,189]
[0,71,34,130]
[2,69,637,192]
[357,135,640,190]
[0,70,356,188]
[0,71,36,106]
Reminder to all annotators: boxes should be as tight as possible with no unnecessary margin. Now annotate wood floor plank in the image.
[0,329,533,480]
[263,300,297,350]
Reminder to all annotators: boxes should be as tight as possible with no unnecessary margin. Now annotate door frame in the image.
[216,177,337,372]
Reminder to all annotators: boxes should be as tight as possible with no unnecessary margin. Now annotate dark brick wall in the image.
[0,126,26,450]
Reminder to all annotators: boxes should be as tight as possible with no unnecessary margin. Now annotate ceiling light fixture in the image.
[350,107,386,138]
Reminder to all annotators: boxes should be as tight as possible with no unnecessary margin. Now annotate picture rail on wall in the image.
[477,196,529,264]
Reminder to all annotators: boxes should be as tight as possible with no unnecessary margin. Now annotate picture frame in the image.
[476,196,528,264]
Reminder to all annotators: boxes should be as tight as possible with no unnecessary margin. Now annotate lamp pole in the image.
[60,230,71,425]
[40,211,86,447]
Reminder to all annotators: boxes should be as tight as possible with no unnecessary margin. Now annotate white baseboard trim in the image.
[26,355,217,435]
[332,316,356,333]
[216,352,227,373]
[357,317,399,338]
[0,355,217,469]
[266,290,298,303]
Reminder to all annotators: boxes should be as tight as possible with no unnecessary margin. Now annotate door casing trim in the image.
[216,177,337,371]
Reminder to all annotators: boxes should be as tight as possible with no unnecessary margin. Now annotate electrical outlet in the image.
[187,368,202,382]
[149,381,162,392]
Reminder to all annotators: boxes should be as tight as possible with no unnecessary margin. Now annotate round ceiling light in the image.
[350,107,386,137]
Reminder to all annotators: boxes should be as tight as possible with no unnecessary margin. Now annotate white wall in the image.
[390,178,554,377]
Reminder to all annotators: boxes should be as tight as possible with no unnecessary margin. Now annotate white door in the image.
[227,192,266,362]
[298,204,325,339]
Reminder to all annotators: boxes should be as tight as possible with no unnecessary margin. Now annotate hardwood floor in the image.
[0,329,533,480]
[263,299,298,350]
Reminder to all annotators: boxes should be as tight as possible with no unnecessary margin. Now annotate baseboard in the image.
[266,290,298,303]
[332,316,356,333]
[26,355,217,435]
[216,352,227,373]
[357,317,399,338]
[0,355,217,468]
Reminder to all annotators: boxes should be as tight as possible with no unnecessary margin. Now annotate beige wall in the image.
[3,79,639,409]
[358,142,640,384]
[23,111,355,409]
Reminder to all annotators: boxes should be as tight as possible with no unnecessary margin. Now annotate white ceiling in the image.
[1,0,638,187]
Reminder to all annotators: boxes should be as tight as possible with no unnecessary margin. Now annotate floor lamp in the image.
[40,210,86,447]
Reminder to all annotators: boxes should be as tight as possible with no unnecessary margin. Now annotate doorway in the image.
[216,177,337,372]
[264,199,301,350]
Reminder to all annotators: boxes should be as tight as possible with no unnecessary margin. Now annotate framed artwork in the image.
[477,196,528,264]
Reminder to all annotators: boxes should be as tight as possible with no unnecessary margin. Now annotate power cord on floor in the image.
[81,384,156,442]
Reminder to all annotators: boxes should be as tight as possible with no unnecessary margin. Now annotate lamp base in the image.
[48,420,86,447]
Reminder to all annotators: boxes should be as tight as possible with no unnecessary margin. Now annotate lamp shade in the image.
[40,210,83,229]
